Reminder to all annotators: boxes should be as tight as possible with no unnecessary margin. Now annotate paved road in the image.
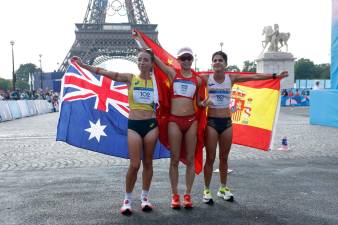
[0,107,337,225]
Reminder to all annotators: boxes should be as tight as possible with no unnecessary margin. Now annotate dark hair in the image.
[139,49,155,62]
[212,51,228,63]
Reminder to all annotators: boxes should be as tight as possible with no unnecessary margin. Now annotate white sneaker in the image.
[140,196,153,212]
[217,186,234,202]
[202,189,214,204]
[120,199,132,215]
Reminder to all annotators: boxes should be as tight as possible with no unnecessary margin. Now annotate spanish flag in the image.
[231,78,281,150]
[197,71,281,151]
[134,30,207,174]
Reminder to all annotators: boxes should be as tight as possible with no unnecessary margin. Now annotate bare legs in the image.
[125,128,158,194]
[168,121,197,195]
[203,126,233,188]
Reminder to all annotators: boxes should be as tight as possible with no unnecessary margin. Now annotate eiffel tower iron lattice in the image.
[59,0,158,72]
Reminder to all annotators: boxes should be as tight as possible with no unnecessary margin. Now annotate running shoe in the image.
[171,194,181,209]
[183,194,193,208]
[120,199,132,215]
[217,186,234,202]
[203,189,214,204]
[140,196,153,212]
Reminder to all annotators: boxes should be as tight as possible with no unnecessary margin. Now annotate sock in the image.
[124,192,132,202]
[141,190,149,200]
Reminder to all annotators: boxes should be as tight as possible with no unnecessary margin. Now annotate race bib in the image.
[209,89,230,106]
[133,87,154,104]
[173,80,196,98]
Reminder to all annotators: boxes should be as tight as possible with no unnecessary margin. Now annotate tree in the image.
[242,60,256,72]
[316,63,330,79]
[0,78,11,91]
[227,65,240,72]
[15,63,38,90]
[294,58,317,80]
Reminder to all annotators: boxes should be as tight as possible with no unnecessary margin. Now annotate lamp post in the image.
[194,54,198,71]
[10,41,16,91]
[220,42,224,51]
[39,54,43,89]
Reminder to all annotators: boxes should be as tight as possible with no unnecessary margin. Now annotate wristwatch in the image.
[272,73,277,79]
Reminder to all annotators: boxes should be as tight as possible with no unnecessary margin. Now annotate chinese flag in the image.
[135,30,206,174]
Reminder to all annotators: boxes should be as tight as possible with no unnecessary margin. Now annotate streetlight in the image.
[220,42,224,51]
[10,41,16,91]
[39,54,43,89]
[194,54,198,71]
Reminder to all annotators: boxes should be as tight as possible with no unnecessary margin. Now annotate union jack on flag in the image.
[56,60,170,159]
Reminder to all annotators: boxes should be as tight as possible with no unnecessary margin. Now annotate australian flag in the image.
[56,59,170,159]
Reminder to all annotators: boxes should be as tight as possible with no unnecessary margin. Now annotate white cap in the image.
[177,47,193,57]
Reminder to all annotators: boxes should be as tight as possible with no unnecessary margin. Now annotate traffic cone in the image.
[277,136,289,151]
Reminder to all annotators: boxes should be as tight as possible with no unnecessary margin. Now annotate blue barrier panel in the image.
[0,101,13,122]
[310,89,338,128]
[7,101,22,119]
[27,100,38,116]
[17,100,30,117]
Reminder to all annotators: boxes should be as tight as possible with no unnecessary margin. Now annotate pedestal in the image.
[256,52,295,89]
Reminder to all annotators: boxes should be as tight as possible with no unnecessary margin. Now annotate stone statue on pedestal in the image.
[262,24,291,52]
[257,24,294,89]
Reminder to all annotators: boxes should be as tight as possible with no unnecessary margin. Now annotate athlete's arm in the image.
[230,71,288,83]
[72,57,132,83]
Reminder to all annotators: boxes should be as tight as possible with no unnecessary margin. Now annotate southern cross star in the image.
[85,119,107,142]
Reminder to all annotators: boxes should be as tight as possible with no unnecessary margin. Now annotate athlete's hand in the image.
[199,97,210,107]
[278,71,289,78]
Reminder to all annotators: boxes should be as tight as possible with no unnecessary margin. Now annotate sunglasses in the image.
[179,55,193,61]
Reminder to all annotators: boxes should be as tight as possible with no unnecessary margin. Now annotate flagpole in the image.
[269,90,282,151]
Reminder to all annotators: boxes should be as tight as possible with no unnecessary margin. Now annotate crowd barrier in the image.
[281,96,310,107]
[0,100,55,123]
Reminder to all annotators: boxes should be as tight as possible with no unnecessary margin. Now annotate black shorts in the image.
[207,117,232,135]
[128,119,157,138]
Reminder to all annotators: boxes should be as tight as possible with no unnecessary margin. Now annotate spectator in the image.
[288,89,294,97]
[295,89,300,96]
[313,81,321,90]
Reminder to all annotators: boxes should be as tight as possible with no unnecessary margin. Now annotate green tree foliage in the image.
[0,78,11,91]
[295,58,317,80]
[295,58,330,80]
[227,65,240,72]
[15,63,38,90]
[316,63,330,79]
[242,60,257,72]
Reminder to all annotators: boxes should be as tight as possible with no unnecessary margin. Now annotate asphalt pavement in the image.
[0,107,337,225]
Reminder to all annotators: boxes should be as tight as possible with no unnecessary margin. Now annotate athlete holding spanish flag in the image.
[200,51,288,204]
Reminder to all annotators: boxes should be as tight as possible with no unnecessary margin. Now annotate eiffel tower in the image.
[59,0,158,72]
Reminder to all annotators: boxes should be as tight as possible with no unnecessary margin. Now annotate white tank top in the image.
[207,74,232,109]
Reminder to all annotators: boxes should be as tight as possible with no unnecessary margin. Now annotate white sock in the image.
[141,190,149,200]
[124,192,132,202]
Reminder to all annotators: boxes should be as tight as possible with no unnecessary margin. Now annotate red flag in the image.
[135,30,206,174]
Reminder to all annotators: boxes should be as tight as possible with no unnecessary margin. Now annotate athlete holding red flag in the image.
[134,32,207,209]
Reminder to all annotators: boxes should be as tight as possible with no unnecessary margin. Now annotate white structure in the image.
[257,24,295,89]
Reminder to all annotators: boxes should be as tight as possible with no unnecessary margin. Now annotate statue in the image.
[262,24,291,52]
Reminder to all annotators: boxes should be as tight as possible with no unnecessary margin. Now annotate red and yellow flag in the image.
[135,30,207,174]
[198,71,281,151]
[231,78,281,150]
